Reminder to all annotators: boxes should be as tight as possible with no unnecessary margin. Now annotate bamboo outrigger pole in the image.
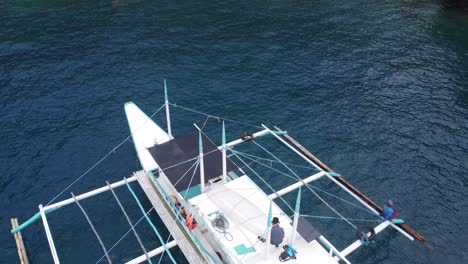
[11,218,29,264]
[271,125,431,249]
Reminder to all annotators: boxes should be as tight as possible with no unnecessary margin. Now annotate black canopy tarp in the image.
[148,132,238,192]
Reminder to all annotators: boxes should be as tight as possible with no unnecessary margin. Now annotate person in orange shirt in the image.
[186,213,197,230]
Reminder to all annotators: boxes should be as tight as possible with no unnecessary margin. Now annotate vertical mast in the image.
[265,200,272,258]
[199,131,205,193]
[291,187,301,246]
[164,79,172,138]
[222,121,227,182]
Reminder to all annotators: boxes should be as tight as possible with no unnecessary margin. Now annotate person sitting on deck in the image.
[270,217,285,248]
[186,213,197,230]
[380,200,395,221]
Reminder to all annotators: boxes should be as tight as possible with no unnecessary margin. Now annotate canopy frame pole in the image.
[222,121,227,182]
[39,204,60,264]
[290,188,301,246]
[164,79,173,139]
[265,200,272,258]
[198,130,205,192]
[262,124,414,241]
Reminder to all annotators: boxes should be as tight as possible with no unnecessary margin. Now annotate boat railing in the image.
[147,170,220,264]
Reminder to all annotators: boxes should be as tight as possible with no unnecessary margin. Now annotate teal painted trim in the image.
[180,185,201,200]
[125,178,177,264]
[198,131,203,153]
[11,207,61,234]
[164,79,168,103]
[328,172,341,177]
[295,187,301,214]
[392,219,405,224]
[222,121,226,146]
[267,200,273,228]
[234,244,256,255]
[273,131,287,135]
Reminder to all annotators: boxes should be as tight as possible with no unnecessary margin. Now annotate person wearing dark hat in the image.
[270,217,285,248]
[380,200,395,221]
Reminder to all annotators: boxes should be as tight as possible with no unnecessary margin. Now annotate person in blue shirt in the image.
[380,200,394,221]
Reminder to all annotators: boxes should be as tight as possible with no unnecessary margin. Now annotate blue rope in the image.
[231,149,377,216]
[125,178,177,264]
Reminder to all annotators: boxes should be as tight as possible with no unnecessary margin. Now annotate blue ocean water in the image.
[1,0,467,263]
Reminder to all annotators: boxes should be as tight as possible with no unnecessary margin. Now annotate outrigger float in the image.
[10,81,429,264]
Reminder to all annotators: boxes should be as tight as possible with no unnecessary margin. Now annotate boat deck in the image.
[188,175,338,264]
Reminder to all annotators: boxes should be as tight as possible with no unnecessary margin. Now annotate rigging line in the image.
[95,208,154,264]
[169,102,262,128]
[125,178,177,264]
[46,103,166,206]
[230,150,295,213]
[106,181,152,264]
[252,141,358,229]
[231,149,320,171]
[300,214,378,222]
[157,234,172,264]
[183,187,263,206]
[182,160,200,200]
[200,115,219,131]
[71,192,112,264]
[173,159,200,187]
[159,146,220,174]
[231,150,376,216]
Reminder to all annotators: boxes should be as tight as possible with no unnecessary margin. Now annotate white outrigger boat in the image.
[10,81,428,264]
